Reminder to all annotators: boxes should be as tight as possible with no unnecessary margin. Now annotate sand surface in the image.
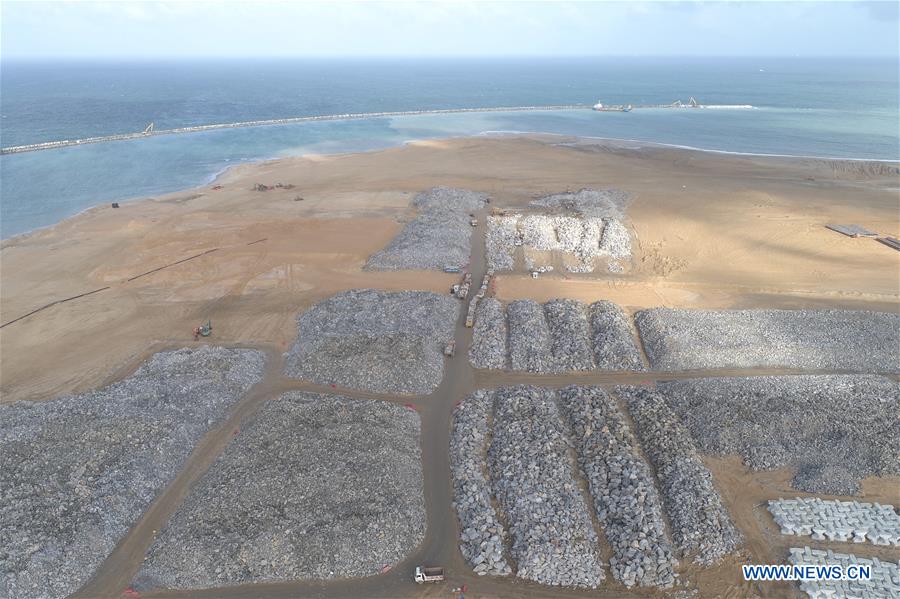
[2,135,897,403]
[2,135,898,598]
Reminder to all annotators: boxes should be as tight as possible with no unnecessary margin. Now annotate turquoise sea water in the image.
[1,58,898,238]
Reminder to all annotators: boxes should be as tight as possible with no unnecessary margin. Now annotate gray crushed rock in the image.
[488,386,606,588]
[0,347,266,599]
[507,300,553,373]
[471,299,644,372]
[618,386,742,565]
[135,392,425,590]
[365,187,487,270]
[590,301,646,370]
[485,215,519,271]
[468,298,508,370]
[635,308,900,372]
[544,299,595,372]
[656,375,900,495]
[283,289,458,394]
[530,188,629,219]
[557,386,677,588]
[485,197,633,274]
[449,390,512,577]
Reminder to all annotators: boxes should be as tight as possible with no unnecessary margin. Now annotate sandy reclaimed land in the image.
[2,134,900,599]
[2,135,898,403]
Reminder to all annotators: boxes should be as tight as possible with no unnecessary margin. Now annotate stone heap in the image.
[789,547,900,598]
[557,386,677,588]
[544,299,595,372]
[488,386,606,588]
[468,298,508,370]
[0,347,266,599]
[769,498,900,546]
[634,308,900,372]
[507,299,553,373]
[484,190,633,274]
[618,386,742,565]
[471,299,645,373]
[589,301,645,370]
[135,393,426,589]
[366,187,488,270]
[283,289,458,394]
[485,215,519,271]
[449,390,513,577]
[657,375,900,495]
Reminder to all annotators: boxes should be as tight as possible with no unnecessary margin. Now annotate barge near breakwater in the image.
[1,99,749,155]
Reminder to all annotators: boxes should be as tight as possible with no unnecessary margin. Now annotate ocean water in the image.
[1,57,898,238]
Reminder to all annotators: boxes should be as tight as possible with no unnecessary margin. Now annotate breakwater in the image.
[1,105,591,155]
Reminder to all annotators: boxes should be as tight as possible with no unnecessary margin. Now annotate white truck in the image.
[414,566,445,584]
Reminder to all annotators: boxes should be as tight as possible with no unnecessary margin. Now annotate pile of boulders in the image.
[365,187,488,270]
[530,188,629,219]
[618,386,742,565]
[283,289,458,394]
[485,215,519,271]
[789,547,900,598]
[656,375,900,495]
[589,301,646,370]
[484,193,633,275]
[471,299,645,373]
[135,392,426,590]
[0,347,266,599]
[544,299,595,371]
[769,498,899,546]
[449,391,513,577]
[488,386,606,588]
[635,308,900,372]
[557,386,677,588]
[468,298,508,370]
[507,300,553,372]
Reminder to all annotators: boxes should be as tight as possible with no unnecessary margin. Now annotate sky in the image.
[1,1,898,59]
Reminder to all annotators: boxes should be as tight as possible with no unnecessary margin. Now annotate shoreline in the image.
[3,131,898,244]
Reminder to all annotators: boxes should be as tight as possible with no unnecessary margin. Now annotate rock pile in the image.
[470,299,644,372]
[530,188,629,219]
[0,347,265,599]
[557,386,677,588]
[485,215,519,271]
[468,298,508,370]
[449,391,513,577]
[135,393,426,590]
[488,386,606,588]
[507,300,553,373]
[365,187,488,270]
[544,299,595,371]
[589,301,645,370]
[618,386,742,565]
[484,194,633,275]
[657,375,900,495]
[789,547,900,598]
[769,498,900,546]
[283,289,458,394]
[635,308,900,372]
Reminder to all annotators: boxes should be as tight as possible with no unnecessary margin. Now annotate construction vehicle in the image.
[193,320,212,340]
[444,341,456,357]
[414,566,445,584]
[470,218,478,227]
[443,265,461,273]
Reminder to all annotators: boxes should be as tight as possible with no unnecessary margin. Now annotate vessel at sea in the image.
[592,101,632,112]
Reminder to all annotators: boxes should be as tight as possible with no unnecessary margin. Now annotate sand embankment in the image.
[1,135,898,403]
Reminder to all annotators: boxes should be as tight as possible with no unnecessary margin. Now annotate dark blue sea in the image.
[1,57,898,238]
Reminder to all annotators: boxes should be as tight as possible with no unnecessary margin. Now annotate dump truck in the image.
[414,566,445,584]
[470,218,478,227]
[444,341,456,357]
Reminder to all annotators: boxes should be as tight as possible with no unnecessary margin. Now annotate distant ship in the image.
[592,101,632,112]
